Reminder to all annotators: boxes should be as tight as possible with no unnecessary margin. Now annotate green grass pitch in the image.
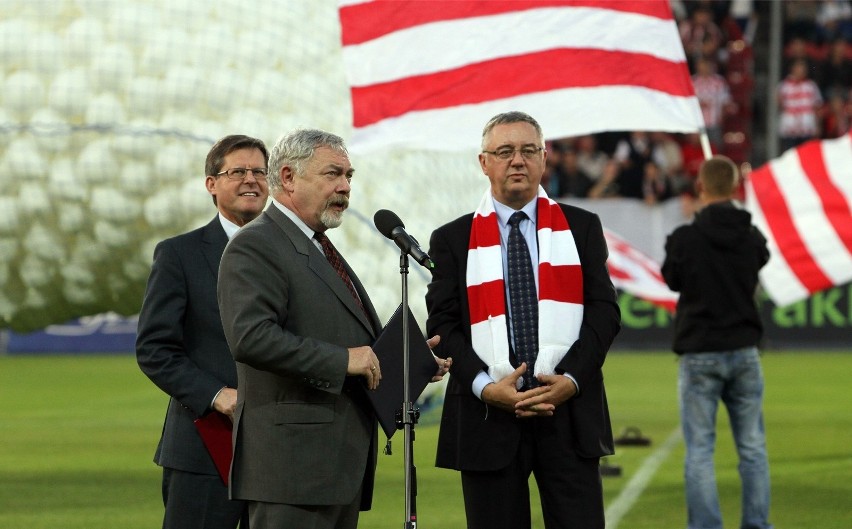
[1,351,850,528]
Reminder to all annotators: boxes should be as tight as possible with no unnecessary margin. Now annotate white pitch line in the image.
[605,427,682,529]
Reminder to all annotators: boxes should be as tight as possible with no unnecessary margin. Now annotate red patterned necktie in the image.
[314,231,367,315]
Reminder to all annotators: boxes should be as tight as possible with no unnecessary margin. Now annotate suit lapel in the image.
[265,205,378,337]
[201,216,228,279]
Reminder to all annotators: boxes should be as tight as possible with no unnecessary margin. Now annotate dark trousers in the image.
[460,418,604,529]
[246,485,362,529]
[162,467,248,529]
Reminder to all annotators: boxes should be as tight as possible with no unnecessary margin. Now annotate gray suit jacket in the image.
[218,204,379,508]
[136,217,237,475]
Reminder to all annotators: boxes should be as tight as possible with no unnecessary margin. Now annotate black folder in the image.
[368,304,437,439]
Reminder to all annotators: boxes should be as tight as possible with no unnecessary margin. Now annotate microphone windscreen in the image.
[373,209,404,239]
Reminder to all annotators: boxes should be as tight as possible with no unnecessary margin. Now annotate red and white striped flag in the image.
[338,0,704,152]
[745,133,852,306]
[604,228,678,312]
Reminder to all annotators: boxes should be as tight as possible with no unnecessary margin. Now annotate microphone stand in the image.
[395,252,420,528]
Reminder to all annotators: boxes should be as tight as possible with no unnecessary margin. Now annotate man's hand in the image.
[212,387,238,421]
[348,345,381,390]
[514,373,577,418]
[481,363,554,417]
[427,335,452,382]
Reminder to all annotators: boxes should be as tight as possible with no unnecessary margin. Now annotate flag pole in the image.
[698,127,713,160]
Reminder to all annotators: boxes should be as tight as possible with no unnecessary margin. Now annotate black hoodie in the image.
[661,201,770,354]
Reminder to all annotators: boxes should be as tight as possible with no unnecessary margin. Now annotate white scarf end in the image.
[532,345,568,379]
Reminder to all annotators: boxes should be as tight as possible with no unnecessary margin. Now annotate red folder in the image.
[193,411,233,485]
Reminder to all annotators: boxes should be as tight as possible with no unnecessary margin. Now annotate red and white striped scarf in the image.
[466,187,584,385]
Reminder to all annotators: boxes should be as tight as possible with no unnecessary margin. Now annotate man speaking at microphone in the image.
[425,111,621,529]
[217,128,448,529]
[218,128,379,529]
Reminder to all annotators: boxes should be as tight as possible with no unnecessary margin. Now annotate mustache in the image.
[326,196,349,209]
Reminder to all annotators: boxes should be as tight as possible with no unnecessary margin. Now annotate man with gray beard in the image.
[217,128,383,529]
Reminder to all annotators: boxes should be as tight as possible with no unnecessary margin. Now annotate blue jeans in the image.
[679,347,773,529]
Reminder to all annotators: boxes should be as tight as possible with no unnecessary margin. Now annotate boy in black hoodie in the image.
[662,155,773,529]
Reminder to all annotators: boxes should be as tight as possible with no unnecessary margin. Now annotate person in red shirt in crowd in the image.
[692,57,735,149]
[778,58,824,152]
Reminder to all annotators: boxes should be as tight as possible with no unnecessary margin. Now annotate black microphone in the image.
[373,209,435,270]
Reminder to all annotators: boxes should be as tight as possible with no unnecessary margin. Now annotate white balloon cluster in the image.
[0,0,483,333]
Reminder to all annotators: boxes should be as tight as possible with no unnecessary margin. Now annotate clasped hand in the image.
[481,363,577,418]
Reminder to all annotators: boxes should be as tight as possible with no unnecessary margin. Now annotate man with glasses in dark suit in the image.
[426,111,621,529]
[137,134,269,529]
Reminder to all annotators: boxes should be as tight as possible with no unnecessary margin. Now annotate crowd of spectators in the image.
[544,0,754,209]
[781,1,852,150]
[544,131,703,207]
[543,0,852,213]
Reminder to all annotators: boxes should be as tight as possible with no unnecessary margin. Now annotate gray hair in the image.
[267,129,348,193]
[481,111,544,150]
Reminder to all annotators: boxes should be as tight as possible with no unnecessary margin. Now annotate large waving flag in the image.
[745,132,852,306]
[604,229,678,313]
[338,0,704,152]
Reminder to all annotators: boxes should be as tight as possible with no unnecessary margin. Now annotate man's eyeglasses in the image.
[481,146,543,160]
[215,168,268,181]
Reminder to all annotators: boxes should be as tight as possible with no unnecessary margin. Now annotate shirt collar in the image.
[218,213,241,240]
[271,198,316,241]
[492,197,538,228]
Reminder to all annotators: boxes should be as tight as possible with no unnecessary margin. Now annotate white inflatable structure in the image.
[0,0,483,332]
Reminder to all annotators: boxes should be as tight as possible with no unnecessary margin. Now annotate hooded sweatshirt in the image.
[661,201,770,354]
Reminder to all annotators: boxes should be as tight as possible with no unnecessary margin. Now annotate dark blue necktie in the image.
[507,211,538,388]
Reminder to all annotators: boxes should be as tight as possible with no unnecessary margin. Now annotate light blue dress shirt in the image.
[471,197,578,399]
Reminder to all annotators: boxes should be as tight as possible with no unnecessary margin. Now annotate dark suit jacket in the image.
[426,203,621,471]
[136,216,236,475]
[217,204,379,508]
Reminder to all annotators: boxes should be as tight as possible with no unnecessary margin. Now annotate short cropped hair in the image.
[267,129,348,194]
[481,111,544,150]
[699,155,739,197]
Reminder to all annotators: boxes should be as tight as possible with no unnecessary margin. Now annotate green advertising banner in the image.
[614,283,852,351]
